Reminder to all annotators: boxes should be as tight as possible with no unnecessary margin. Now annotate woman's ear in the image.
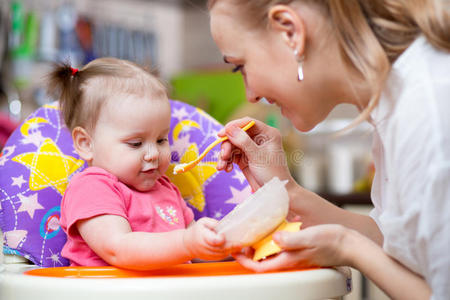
[268,5,306,55]
[72,126,93,162]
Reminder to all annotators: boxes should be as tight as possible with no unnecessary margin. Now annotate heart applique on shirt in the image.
[155,205,179,225]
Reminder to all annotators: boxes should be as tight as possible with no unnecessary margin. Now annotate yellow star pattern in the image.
[166,144,217,212]
[12,138,85,195]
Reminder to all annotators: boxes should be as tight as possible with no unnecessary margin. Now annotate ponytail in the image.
[47,62,83,131]
[400,0,450,51]
[359,0,450,62]
[47,57,168,133]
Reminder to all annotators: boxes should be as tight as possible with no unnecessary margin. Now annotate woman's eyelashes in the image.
[232,65,244,73]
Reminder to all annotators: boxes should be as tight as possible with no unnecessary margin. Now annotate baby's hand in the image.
[183,218,229,261]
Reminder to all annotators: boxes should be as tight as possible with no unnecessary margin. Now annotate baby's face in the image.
[89,95,171,192]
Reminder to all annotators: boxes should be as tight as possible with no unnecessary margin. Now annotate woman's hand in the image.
[233,224,354,272]
[183,217,229,261]
[217,117,294,191]
[235,224,431,300]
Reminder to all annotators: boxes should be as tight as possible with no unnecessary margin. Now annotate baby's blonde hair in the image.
[208,0,450,125]
[47,57,167,132]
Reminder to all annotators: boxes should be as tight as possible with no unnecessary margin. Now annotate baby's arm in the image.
[77,215,227,270]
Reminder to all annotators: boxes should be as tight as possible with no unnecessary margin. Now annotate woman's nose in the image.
[143,145,158,162]
[245,86,261,103]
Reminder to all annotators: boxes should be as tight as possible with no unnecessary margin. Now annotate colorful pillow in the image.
[166,100,251,220]
[0,100,251,267]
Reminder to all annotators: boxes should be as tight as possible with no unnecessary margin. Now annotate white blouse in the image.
[370,36,450,300]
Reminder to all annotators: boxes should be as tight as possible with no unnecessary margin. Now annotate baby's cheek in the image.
[159,148,172,172]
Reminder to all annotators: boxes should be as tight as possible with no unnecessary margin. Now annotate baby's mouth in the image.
[141,166,158,173]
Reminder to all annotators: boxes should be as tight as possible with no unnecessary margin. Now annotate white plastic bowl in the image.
[216,177,289,248]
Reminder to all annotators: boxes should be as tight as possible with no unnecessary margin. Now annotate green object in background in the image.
[12,11,39,58]
[265,113,279,129]
[11,1,24,32]
[9,1,40,89]
[10,1,24,51]
[170,71,246,124]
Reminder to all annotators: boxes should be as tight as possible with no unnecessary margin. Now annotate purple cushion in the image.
[0,100,251,267]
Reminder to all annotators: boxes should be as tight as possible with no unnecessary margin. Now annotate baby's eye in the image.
[157,138,168,144]
[127,141,142,148]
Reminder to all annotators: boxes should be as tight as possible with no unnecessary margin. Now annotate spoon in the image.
[173,120,256,174]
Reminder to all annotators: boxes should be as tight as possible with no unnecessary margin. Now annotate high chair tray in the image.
[24,261,317,278]
[0,262,351,300]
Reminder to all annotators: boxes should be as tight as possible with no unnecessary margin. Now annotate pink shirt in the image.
[60,167,194,266]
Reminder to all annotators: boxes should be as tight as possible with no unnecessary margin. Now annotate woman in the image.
[208,0,450,299]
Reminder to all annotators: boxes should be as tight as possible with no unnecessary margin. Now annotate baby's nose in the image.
[143,145,159,161]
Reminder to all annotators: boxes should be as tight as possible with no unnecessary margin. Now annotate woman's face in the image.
[210,2,356,132]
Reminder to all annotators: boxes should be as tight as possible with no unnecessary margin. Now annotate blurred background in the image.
[0,1,385,299]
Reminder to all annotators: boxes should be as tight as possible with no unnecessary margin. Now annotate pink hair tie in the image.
[71,67,79,76]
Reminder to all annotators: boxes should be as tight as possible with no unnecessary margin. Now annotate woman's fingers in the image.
[218,117,281,167]
[233,251,296,273]
[220,118,269,140]
[235,247,322,273]
[241,166,260,191]
[223,117,255,131]
[217,117,292,190]
[233,253,264,271]
[232,225,353,272]
[217,117,256,139]
[219,140,234,161]
[225,125,258,154]
[273,231,310,250]
[286,211,302,222]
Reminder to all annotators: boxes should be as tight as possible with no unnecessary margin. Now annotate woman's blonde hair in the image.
[47,57,167,132]
[208,0,450,125]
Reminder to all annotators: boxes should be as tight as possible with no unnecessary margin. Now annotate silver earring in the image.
[294,49,304,81]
